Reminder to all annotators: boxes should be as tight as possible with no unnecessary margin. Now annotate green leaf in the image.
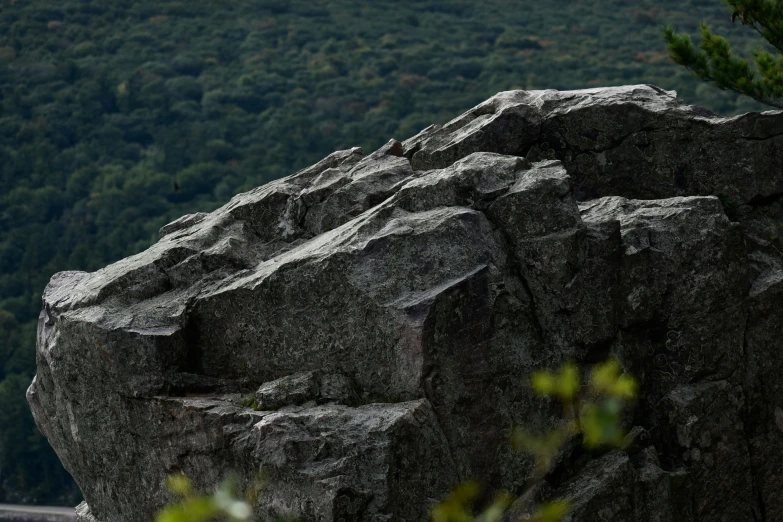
[555,363,579,401]
[580,399,625,448]
[166,473,193,496]
[155,497,217,522]
[533,500,570,522]
[476,491,513,522]
[531,371,557,397]
[589,358,620,393]
[531,362,579,401]
[512,424,576,475]
[431,481,481,522]
[589,358,637,399]
[611,375,637,399]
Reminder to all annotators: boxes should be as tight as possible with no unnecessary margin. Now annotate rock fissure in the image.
[740,309,769,522]
[479,210,548,343]
[736,129,783,142]
[564,124,663,159]
[420,370,465,486]
[746,191,783,208]
[743,415,768,522]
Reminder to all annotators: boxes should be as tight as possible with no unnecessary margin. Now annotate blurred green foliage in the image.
[431,482,513,522]
[0,0,771,504]
[155,473,287,522]
[432,358,637,522]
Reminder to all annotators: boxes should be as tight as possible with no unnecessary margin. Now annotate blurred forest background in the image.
[0,0,775,505]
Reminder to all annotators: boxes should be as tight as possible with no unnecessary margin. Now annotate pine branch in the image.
[661,21,783,108]
[727,0,783,55]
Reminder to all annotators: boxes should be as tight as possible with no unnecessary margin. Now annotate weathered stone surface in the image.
[656,382,754,521]
[73,504,93,522]
[405,84,783,204]
[253,370,357,409]
[28,85,783,521]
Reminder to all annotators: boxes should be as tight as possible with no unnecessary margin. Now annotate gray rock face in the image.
[28,85,783,521]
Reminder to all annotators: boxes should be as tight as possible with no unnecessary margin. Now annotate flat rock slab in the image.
[28,85,783,521]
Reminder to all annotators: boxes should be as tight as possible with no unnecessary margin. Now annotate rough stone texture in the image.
[253,370,358,410]
[28,85,783,521]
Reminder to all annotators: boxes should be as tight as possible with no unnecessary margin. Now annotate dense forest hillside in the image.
[0,0,775,504]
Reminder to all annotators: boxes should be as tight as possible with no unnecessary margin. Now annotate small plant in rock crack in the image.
[238,395,260,410]
[771,222,783,241]
[716,193,739,221]
[430,357,638,522]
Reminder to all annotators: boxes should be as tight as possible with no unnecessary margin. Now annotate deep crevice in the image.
[746,191,783,208]
[740,310,769,522]
[567,124,662,160]
[736,130,783,142]
[421,365,465,486]
[480,212,548,344]
[179,318,203,375]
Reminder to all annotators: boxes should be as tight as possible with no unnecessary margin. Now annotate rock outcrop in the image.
[28,85,783,521]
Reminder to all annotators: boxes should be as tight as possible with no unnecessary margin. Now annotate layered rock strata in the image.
[29,85,783,521]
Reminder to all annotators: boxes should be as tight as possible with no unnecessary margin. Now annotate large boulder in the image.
[28,85,783,521]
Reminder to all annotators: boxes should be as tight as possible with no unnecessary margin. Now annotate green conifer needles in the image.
[662,0,783,108]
